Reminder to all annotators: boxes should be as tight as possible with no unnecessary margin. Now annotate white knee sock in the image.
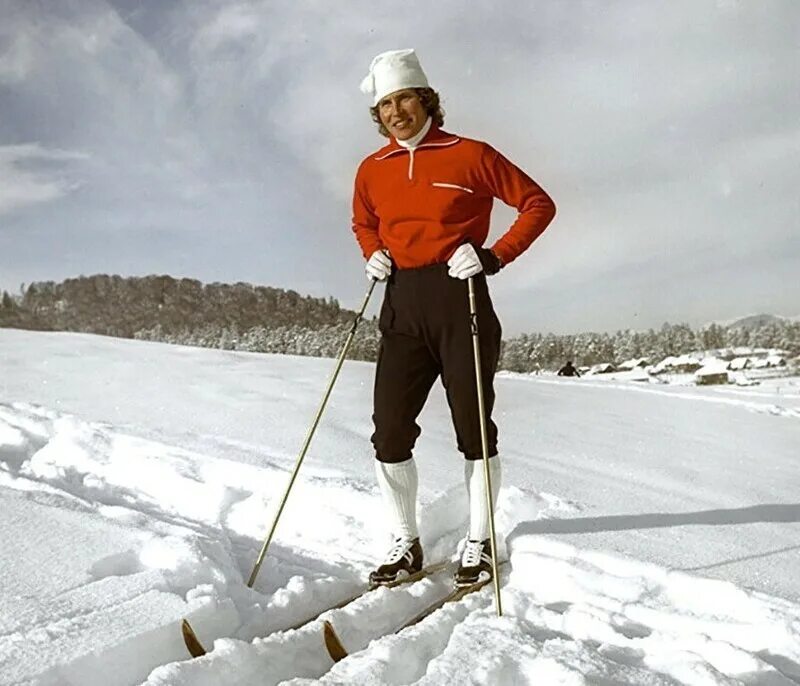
[465,455,501,541]
[375,459,419,540]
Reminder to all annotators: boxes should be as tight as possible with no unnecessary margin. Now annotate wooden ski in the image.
[324,569,501,663]
[181,560,451,658]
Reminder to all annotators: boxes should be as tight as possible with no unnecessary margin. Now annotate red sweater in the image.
[352,126,556,268]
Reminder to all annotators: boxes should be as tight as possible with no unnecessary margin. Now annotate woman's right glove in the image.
[366,249,393,281]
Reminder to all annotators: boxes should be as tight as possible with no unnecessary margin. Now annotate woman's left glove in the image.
[447,244,502,280]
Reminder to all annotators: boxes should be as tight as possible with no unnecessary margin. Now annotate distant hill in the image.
[722,314,799,330]
[0,274,355,338]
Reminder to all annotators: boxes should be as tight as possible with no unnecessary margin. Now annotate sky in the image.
[0,0,798,335]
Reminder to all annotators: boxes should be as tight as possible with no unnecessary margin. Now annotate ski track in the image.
[2,401,800,685]
[0,402,375,685]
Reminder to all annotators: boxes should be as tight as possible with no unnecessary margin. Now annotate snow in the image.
[695,360,730,379]
[587,362,615,375]
[1,328,799,685]
[652,354,705,374]
[617,357,648,371]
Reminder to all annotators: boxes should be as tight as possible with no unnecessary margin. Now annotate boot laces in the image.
[384,537,414,564]
[461,539,484,567]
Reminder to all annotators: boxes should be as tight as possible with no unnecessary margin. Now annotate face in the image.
[377,89,427,140]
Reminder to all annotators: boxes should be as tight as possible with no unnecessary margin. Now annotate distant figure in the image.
[557,361,581,377]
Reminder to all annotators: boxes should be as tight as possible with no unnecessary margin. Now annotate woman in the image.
[352,49,556,587]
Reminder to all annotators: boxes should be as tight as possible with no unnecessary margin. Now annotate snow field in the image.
[2,330,800,684]
[498,372,800,420]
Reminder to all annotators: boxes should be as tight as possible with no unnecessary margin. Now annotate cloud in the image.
[0,144,87,215]
[0,32,35,85]
[194,4,262,51]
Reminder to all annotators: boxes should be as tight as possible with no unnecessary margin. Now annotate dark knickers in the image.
[371,264,502,463]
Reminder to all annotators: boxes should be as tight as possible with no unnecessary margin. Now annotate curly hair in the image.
[369,88,445,138]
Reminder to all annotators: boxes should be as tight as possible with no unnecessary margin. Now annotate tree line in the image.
[499,322,799,372]
[1,274,347,337]
[1,275,798,371]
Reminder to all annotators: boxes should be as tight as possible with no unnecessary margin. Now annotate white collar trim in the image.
[374,136,460,161]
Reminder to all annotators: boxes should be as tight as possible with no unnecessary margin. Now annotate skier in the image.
[557,361,581,377]
[352,49,556,587]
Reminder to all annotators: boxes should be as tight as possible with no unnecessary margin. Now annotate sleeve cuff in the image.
[478,248,503,275]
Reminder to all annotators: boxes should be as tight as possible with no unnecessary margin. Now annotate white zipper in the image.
[432,182,474,194]
[408,149,415,180]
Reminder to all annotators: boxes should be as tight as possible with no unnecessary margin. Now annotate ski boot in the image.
[454,538,493,588]
[369,536,423,586]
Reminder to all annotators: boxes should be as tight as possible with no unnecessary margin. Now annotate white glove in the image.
[366,249,392,281]
[447,244,483,280]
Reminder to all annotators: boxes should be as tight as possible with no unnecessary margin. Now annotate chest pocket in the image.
[427,181,477,223]
[431,182,474,194]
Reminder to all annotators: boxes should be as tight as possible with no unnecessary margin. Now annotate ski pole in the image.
[247,278,378,587]
[467,276,502,616]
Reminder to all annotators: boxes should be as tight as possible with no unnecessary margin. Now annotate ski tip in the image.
[181,619,208,658]
[323,620,349,663]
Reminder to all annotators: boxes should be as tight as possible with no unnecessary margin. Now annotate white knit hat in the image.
[360,49,430,106]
